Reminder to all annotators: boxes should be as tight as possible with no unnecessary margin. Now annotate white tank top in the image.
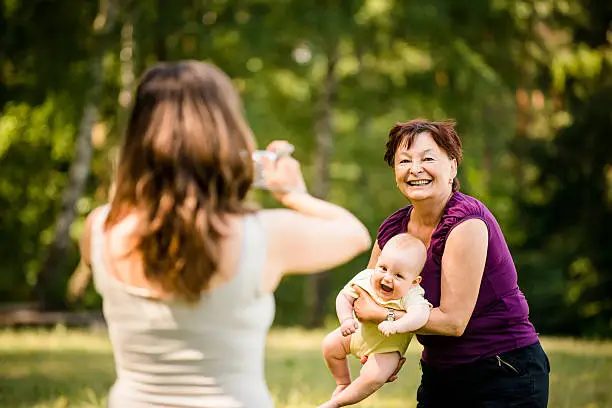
[91,205,275,407]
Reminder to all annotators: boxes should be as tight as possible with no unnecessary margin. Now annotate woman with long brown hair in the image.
[79,60,371,408]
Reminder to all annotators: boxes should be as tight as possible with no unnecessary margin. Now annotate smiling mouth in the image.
[380,283,393,293]
[407,180,432,186]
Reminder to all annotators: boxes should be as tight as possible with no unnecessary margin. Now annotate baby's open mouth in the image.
[380,283,393,293]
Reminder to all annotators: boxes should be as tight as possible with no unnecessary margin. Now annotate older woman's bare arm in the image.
[417,218,488,336]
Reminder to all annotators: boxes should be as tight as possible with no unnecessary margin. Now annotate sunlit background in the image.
[1,0,611,406]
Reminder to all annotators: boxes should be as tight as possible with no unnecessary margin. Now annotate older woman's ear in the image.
[451,158,458,180]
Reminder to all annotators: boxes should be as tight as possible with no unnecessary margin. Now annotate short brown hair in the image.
[384,119,463,192]
[107,61,256,303]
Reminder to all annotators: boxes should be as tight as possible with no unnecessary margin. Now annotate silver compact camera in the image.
[251,144,295,190]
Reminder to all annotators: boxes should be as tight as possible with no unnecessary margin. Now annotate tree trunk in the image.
[513,18,536,193]
[118,16,135,127]
[481,101,495,194]
[67,6,132,305]
[305,47,339,328]
[34,0,117,309]
[514,86,531,191]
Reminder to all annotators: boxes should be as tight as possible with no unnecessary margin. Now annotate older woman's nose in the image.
[409,160,424,175]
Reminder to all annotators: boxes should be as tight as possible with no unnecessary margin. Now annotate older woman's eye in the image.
[399,159,411,164]
[423,157,434,162]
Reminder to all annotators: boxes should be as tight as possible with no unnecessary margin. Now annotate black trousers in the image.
[417,342,550,408]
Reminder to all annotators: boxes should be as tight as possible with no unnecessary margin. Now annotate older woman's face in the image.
[393,132,457,202]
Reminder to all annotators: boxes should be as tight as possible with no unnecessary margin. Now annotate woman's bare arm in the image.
[417,218,488,336]
[261,192,372,292]
[385,304,430,334]
[79,210,97,268]
[258,142,372,292]
[68,207,104,301]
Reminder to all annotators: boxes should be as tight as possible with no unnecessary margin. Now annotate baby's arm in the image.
[336,290,358,336]
[378,304,430,336]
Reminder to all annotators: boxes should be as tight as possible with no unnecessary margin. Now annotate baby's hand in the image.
[378,321,398,337]
[340,317,358,337]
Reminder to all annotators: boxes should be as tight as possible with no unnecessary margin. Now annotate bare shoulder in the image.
[80,205,109,265]
[257,208,305,242]
[84,205,112,236]
[86,205,109,225]
[447,218,488,244]
[444,218,488,268]
[255,209,289,292]
[256,209,292,257]
[257,208,295,229]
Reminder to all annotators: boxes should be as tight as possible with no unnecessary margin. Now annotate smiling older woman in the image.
[353,119,550,407]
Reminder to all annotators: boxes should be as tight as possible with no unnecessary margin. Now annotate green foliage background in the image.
[1,0,610,336]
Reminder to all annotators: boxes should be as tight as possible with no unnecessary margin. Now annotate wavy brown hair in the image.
[106,61,256,303]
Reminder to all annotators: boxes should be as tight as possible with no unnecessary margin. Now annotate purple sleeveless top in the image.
[377,192,539,367]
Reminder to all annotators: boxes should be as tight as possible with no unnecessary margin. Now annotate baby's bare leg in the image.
[322,328,353,394]
[327,352,400,407]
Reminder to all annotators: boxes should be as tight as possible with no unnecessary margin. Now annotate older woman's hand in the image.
[353,286,388,323]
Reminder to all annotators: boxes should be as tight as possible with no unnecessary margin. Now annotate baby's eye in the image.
[395,274,404,280]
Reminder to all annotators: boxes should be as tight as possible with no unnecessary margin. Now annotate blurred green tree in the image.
[1,0,610,336]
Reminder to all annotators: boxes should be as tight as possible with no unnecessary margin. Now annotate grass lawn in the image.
[1,328,611,407]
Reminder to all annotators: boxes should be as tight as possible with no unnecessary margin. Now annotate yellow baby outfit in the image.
[344,269,431,358]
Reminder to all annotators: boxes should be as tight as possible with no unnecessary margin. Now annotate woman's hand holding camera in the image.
[262,140,308,205]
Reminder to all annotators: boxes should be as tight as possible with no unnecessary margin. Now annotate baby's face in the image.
[371,247,423,302]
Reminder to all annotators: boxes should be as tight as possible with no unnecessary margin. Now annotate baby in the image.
[318,233,431,408]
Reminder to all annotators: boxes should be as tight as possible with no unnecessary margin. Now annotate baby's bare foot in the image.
[332,384,350,397]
